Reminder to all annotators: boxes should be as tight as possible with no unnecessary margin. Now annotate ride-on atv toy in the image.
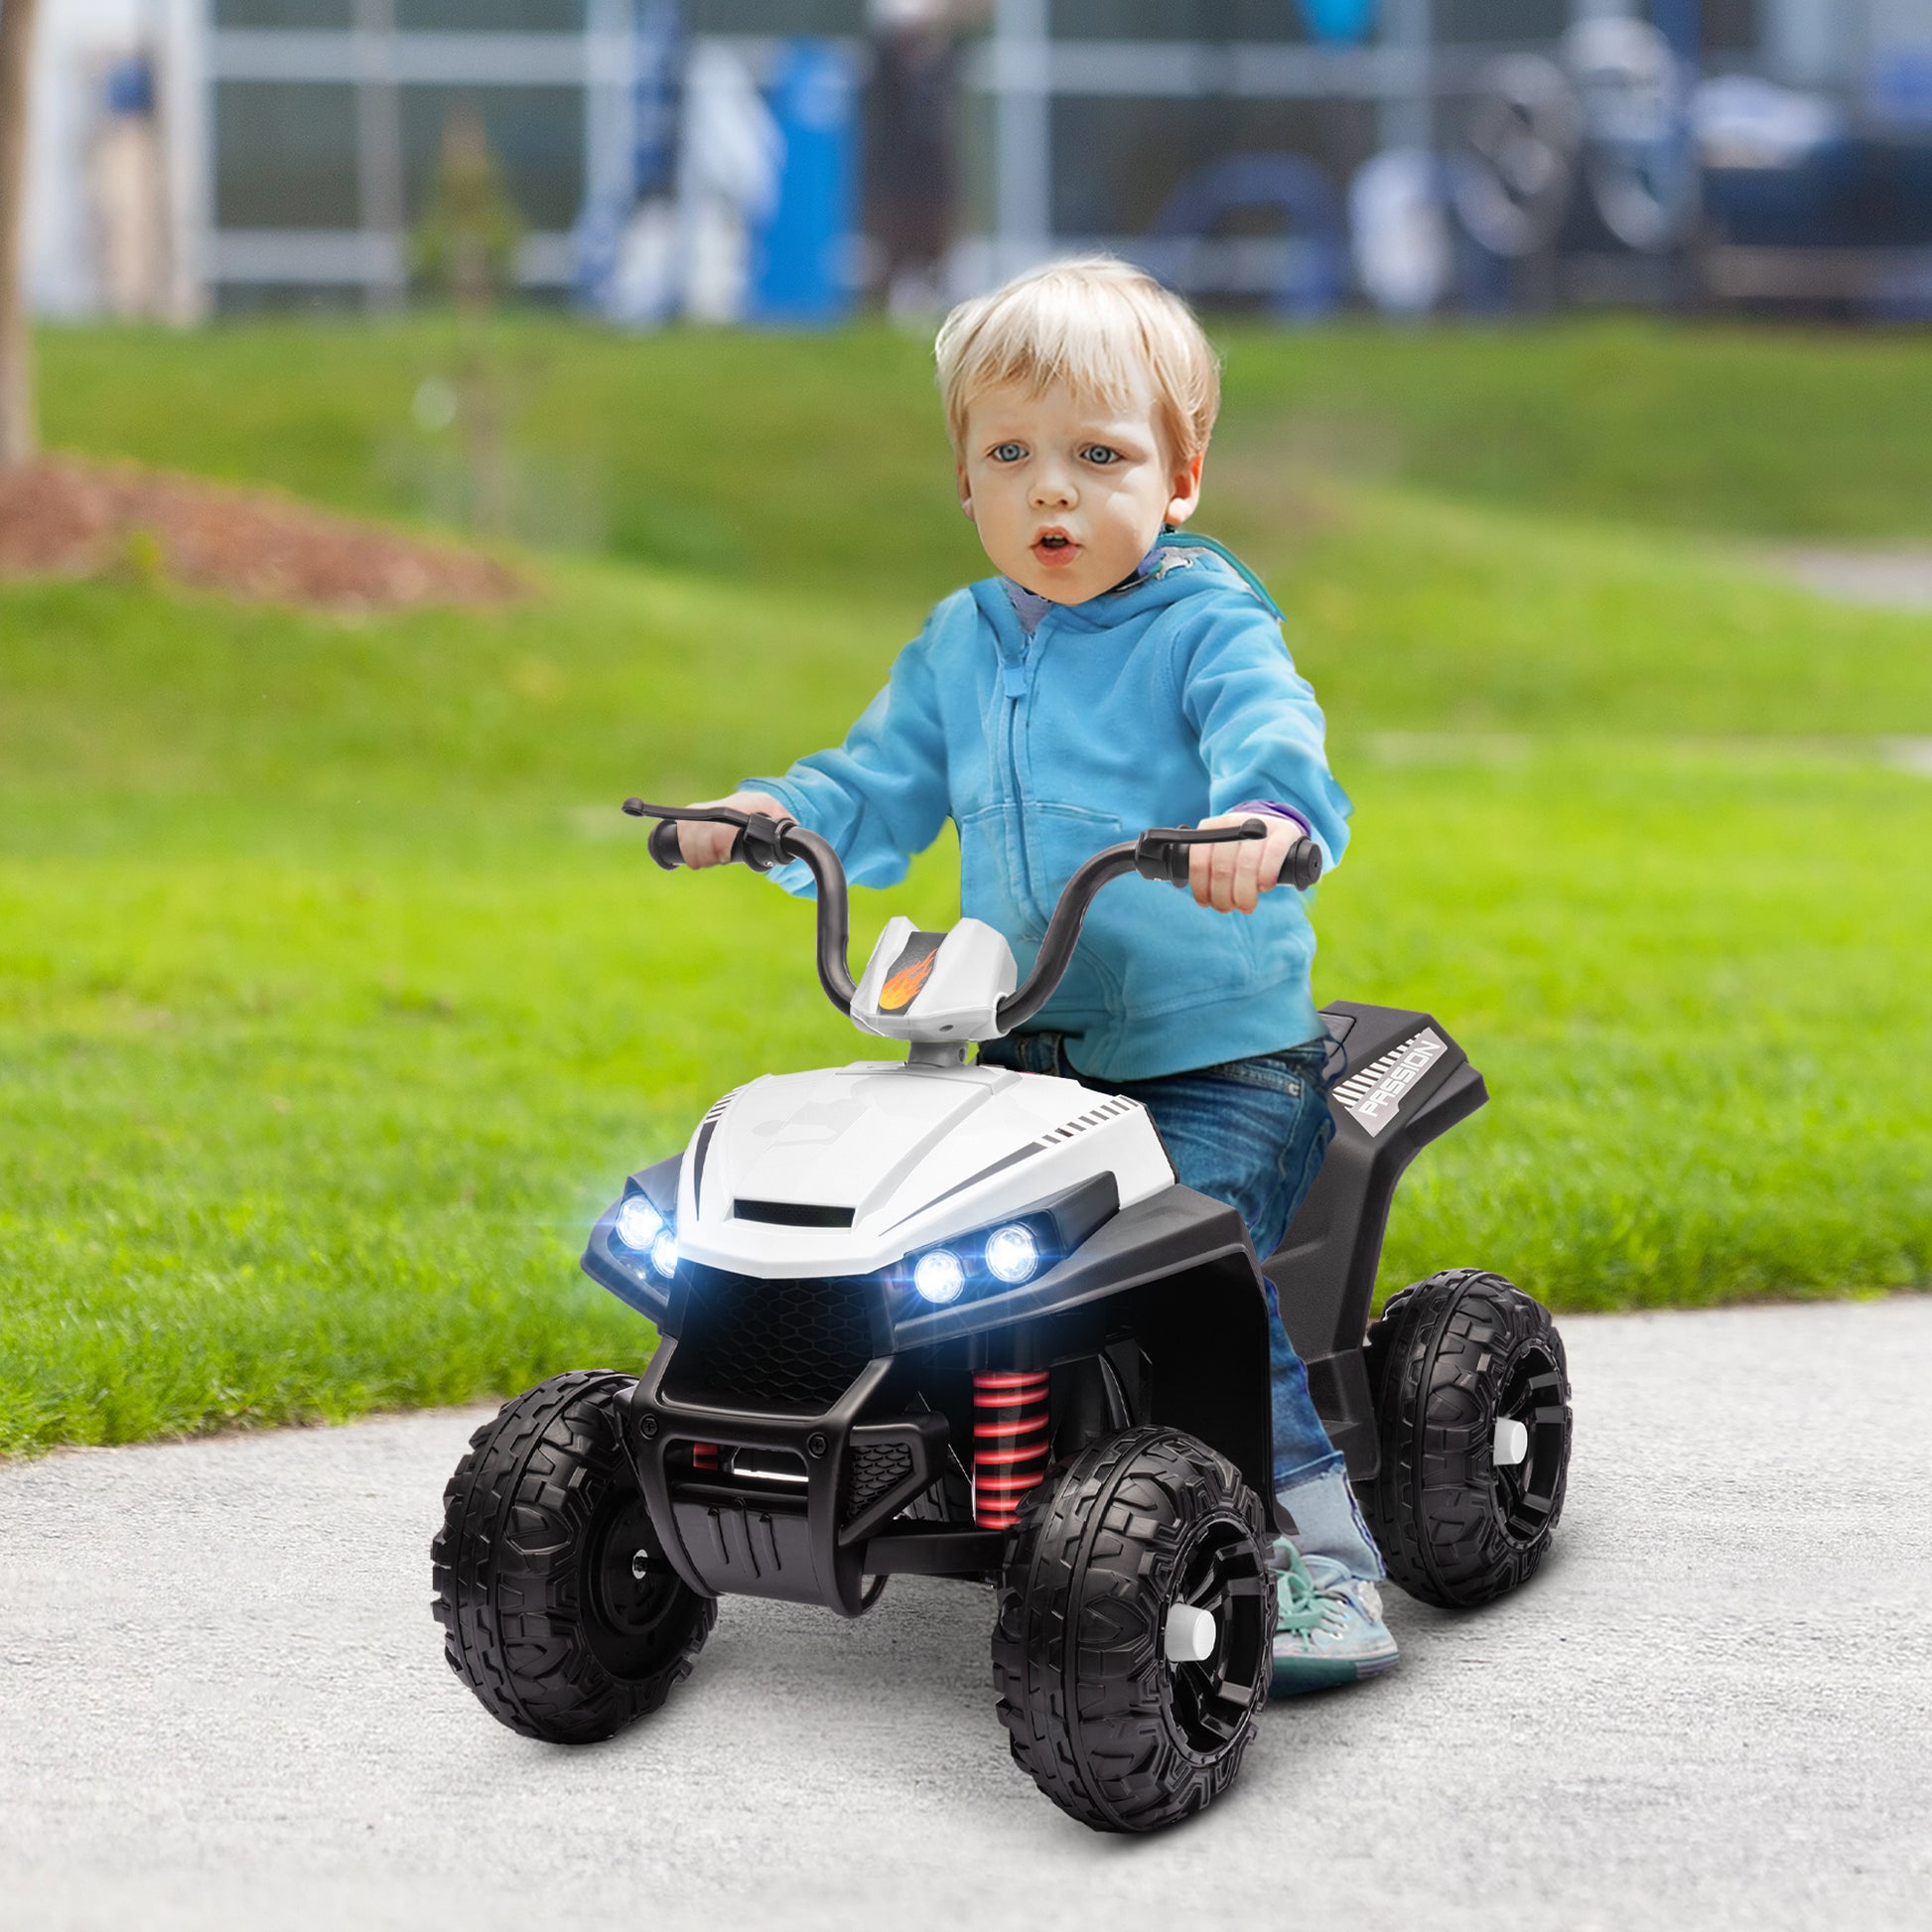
[433,803,1574,1835]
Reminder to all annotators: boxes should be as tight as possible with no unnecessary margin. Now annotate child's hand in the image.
[1188,812,1302,914]
[676,790,789,868]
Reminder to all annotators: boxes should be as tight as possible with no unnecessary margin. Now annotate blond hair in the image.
[934,257,1221,468]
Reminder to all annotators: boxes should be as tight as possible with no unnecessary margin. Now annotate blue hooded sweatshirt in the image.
[744,532,1351,1081]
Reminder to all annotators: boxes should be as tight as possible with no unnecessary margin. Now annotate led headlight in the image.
[984,1223,1040,1285]
[895,1177,1117,1317]
[647,1228,680,1280]
[615,1194,664,1252]
[912,1248,966,1306]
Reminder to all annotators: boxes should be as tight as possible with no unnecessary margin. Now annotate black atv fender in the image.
[1264,1001,1490,1481]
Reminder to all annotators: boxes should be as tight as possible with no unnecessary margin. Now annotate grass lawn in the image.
[40,316,1932,591]
[3,320,1929,1452]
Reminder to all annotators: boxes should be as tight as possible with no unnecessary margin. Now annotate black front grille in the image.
[734,1199,856,1228]
[665,1270,878,1412]
[842,1441,914,1520]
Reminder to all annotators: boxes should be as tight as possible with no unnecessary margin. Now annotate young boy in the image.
[675,256,1394,1694]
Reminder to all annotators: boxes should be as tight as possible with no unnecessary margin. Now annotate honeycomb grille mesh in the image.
[842,1441,914,1520]
[666,1271,876,1412]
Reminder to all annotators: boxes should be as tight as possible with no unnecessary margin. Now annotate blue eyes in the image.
[986,443,1123,466]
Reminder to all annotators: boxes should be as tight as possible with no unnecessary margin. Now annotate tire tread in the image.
[1361,1270,1572,1609]
[431,1370,715,1743]
[991,1425,1273,1834]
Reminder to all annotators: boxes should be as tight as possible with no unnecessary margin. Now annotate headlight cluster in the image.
[614,1192,679,1281]
[904,1215,1049,1307]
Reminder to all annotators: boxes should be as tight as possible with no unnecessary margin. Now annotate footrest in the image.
[861,1525,1006,1576]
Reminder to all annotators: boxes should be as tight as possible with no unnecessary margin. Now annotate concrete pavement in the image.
[3,1297,1929,1931]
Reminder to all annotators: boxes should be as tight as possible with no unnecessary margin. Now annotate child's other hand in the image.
[677,790,788,868]
[1188,812,1300,914]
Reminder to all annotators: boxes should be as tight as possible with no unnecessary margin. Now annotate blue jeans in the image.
[975,1033,1342,1492]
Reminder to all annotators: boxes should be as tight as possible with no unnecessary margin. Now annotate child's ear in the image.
[956,458,975,521]
[1166,451,1205,527]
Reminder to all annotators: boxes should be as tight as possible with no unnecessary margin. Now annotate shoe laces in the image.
[1276,1548,1381,1636]
[1275,1554,1347,1638]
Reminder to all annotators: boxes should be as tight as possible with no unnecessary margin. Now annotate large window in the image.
[1435,0,1568,44]
[401,87,586,230]
[1051,95,1377,237]
[683,0,865,32]
[1049,0,1313,42]
[214,0,352,27]
[214,82,359,229]
[395,0,585,31]
[1688,0,1760,54]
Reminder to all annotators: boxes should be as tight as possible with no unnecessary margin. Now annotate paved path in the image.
[1761,546,1932,610]
[4,1299,1929,1932]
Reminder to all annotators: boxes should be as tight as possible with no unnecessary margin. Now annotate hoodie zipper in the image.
[999,627,1038,925]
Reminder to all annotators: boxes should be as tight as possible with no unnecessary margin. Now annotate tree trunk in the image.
[0,0,44,468]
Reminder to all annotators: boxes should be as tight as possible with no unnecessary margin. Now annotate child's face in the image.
[956,377,1203,606]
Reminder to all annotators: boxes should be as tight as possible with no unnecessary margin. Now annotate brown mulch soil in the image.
[0,456,522,612]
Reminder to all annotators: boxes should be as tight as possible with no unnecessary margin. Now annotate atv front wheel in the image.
[992,1426,1275,1834]
[1360,1270,1573,1609]
[433,1370,714,1742]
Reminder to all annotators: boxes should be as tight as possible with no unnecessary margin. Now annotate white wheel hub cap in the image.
[1494,1417,1530,1466]
[1164,1603,1217,1664]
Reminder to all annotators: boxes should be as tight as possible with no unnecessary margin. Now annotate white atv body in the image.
[678,1059,1173,1281]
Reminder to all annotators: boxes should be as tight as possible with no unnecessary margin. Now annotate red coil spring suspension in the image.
[692,1442,721,1473]
[973,1369,1050,1530]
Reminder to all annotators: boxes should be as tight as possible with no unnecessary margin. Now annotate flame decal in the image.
[880,948,938,1012]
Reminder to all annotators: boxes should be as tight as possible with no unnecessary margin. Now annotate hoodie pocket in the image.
[957,804,1024,937]
[1028,802,1125,912]
[958,801,1125,939]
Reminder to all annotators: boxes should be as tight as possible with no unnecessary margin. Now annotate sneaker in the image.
[1270,1542,1399,1697]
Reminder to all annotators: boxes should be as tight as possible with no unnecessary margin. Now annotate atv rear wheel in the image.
[433,1370,715,1742]
[1360,1270,1573,1609]
[992,1426,1275,1834]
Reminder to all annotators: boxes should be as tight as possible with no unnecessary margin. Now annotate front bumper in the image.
[624,1346,1001,1616]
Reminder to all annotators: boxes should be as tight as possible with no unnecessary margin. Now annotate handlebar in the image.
[624,799,857,1014]
[993,819,1319,1032]
[621,800,1321,1036]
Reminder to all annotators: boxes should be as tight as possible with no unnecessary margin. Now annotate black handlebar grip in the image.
[1144,823,1320,892]
[1167,837,1322,891]
[1156,841,1192,888]
[647,818,685,871]
[1282,837,1323,890]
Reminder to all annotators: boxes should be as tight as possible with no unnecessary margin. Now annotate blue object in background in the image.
[1297,0,1377,46]
[1706,139,1932,248]
[1872,47,1932,127]
[1145,153,1345,322]
[574,0,682,317]
[102,54,155,117]
[631,0,683,198]
[1650,0,1701,64]
[749,40,858,326]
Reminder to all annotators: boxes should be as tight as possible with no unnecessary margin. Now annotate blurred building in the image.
[22,0,1932,318]
[962,0,1932,313]
[196,0,619,308]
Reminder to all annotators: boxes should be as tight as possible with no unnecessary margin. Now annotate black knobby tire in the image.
[432,1369,715,1743]
[992,1426,1276,1835]
[1360,1269,1573,1610]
